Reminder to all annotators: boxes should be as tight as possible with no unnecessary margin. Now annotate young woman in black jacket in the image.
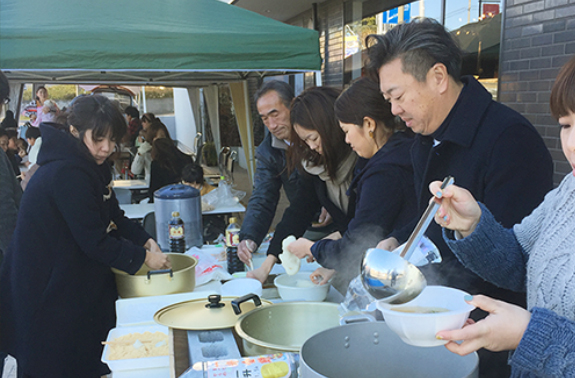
[0,95,170,378]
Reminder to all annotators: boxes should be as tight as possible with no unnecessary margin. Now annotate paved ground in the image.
[205,162,290,231]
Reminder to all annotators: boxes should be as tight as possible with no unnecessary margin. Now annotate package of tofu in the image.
[180,352,299,378]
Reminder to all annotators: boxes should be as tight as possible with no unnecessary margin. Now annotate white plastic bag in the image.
[202,181,246,209]
[186,247,232,286]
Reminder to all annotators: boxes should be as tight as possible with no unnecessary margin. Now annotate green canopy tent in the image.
[0,0,321,182]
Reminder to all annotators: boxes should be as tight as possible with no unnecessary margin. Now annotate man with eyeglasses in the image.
[0,70,21,263]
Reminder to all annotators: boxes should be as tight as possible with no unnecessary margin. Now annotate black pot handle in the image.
[231,293,262,315]
[146,269,174,280]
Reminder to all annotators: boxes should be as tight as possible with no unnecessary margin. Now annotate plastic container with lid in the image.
[154,184,202,251]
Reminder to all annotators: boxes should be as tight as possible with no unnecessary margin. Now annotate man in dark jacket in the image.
[0,71,21,264]
[237,81,320,283]
[367,19,553,378]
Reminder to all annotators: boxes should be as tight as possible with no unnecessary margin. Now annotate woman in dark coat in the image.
[288,79,417,289]
[149,137,193,202]
[0,95,170,378]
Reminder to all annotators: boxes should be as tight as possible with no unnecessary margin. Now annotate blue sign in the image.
[382,4,411,24]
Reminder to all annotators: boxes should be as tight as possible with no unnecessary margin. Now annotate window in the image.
[343,0,501,97]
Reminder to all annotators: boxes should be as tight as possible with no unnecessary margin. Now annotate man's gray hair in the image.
[254,80,294,109]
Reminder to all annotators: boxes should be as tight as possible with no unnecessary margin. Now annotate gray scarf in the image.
[303,152,357,214]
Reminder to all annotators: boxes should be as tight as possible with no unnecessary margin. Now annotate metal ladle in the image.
[361,176,454,304]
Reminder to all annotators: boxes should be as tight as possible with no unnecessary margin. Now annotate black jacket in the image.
[393,76,553,303]
[0,123,151,377]
[0,148,21,256]
[149,154,193,202]
[312,132,416,276]
[239,132,320,247]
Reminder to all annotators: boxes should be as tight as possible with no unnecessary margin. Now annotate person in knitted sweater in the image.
[428,55,575,378]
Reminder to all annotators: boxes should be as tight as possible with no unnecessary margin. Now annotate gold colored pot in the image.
[154,294,272,330]
[234,302,341,355]
[112,253,197,298]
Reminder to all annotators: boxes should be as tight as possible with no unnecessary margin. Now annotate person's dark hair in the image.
[152,138,193,175]
[288,86,351,180]
[67,95,127,143]
[124,106,140,119]
[335,78,406,139]
[145,119,171,141]
[16,138,28,152]
[5,129,17,140]
[53,110,69,127]
[254,80,294,109]
[1,110,18,130]
[181,163,204,184]
[0,71,9,104]
[141,112,156,124]
[550,55,575,120]
[35,86,48,100]
[25,126,42,140]
[365,18,463,83]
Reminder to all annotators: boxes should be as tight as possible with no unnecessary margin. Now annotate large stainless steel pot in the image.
[112,253,197,298]
[299,320,479,378]
[234,302,341,356]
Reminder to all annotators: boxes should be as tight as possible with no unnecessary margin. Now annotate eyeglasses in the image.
[2,97,9,105]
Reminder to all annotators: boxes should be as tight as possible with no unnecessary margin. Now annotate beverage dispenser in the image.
[154,184,203,251]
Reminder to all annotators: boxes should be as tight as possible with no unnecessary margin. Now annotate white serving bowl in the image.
[221,277,262,298]
[377,285,475,347]
[274,272,330,302]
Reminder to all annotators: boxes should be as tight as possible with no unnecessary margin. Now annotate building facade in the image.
[282,0,574,184]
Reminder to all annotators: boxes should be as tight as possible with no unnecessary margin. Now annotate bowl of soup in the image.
[377,286,475,347]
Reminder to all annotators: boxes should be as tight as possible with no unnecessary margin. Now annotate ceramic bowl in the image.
[274,272,330,302]
[377,285,475,347]
[221,277,262,298]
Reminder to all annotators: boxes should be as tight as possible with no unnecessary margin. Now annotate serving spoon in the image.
[361,176,454,304]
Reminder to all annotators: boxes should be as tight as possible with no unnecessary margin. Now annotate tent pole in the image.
[314,70,322,86]
[229,81,255,186]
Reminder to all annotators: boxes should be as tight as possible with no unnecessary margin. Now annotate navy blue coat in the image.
[0,124,150,377]
[392,76,553,303]
[311,132,416,275]
[239,132,320,249]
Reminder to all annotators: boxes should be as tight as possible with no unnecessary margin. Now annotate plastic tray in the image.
[102,324,170,372]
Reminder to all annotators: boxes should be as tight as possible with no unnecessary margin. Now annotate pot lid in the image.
[154,294,271,330]
[154,184,200,199]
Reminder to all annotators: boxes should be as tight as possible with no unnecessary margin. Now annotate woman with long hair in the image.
[149,137,193,201]
[132,117,171,184]
[0,95,170,377]
[287,80,416,287]
[244,84,416,290]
